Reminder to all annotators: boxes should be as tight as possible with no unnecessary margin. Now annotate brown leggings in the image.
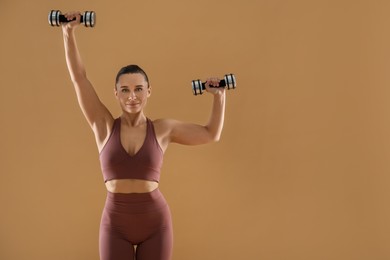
[99,188,173,260]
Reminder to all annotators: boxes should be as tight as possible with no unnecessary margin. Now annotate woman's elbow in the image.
[209,133,222,143]
[204,127,222,143]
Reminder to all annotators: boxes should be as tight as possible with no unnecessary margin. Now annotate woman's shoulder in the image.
[151,118,173,127]
[150,118,179,133]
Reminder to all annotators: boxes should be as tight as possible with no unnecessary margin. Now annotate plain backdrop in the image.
[1,0,390,259]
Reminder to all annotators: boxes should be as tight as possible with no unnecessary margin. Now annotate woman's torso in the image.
[98,117,169,194]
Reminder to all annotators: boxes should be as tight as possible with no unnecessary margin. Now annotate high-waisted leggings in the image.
[99,188,173,260]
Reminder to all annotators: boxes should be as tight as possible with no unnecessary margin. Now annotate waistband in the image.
[106,188,163,203]
[104,188,167,214]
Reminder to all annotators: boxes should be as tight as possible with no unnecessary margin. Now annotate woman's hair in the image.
[115,64,150,88]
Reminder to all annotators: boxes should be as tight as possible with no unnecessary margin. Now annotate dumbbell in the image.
[191,74,236,95]
[48,10,96,27]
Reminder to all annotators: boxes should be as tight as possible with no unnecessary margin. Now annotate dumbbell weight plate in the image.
[48,10,60,26]
[191,79,204,95]
[223,74,236,90]
[82,11,96,27]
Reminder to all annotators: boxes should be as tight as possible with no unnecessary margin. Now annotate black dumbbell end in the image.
[223,74,236,90]
[191,80,204,95]
[48,10,60,26]
[82,11,96,27]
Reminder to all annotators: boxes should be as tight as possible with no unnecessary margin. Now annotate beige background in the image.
[1,0,390,259]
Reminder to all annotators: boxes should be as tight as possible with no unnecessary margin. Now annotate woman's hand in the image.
[61,11,82,32]
[205,77,226,95]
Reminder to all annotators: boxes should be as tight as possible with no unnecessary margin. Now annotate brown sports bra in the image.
[99,117,163,183]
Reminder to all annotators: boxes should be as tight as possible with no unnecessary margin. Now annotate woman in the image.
[61,11,225,260]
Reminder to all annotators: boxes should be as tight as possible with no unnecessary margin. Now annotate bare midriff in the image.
[105,179,159,193]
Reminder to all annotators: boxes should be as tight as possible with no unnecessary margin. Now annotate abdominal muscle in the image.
[105,179,159,193]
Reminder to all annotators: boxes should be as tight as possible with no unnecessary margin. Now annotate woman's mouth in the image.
[126,103,139,107]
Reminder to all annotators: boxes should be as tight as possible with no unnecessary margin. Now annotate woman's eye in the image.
[122,89,129,93]
[136,88,143,92]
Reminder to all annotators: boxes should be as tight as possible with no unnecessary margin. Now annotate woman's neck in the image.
[120,113,147,127]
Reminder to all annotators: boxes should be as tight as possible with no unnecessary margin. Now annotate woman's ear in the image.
[114,86,118,98]
[147,85,152,97]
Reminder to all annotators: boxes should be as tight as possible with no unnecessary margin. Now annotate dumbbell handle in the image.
[57,14,86,24]
[200,79,229,89]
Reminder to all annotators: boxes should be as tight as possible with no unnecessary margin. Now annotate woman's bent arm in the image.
[157,78,226,147]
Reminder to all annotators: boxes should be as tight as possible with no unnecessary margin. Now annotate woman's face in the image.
[115,73,151,114]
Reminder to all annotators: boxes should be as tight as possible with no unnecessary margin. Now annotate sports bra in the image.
[99,117,163,183]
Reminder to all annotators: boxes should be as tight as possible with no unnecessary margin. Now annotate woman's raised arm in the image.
[62,11,113,149]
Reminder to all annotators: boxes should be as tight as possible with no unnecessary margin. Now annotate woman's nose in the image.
[128,91,137,99]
